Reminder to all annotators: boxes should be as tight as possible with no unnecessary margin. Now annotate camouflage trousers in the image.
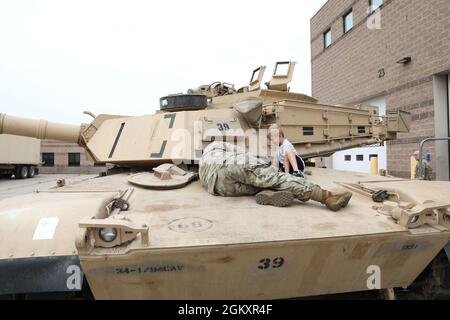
[415,161,433,181]
[199,142,315,201]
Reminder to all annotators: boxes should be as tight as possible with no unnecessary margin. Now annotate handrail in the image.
[417,137,450,178]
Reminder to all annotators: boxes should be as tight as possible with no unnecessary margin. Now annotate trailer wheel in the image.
[15,166,28,179]
[27,166,36,178]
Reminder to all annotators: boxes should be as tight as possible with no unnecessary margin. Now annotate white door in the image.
[332,96,387,173]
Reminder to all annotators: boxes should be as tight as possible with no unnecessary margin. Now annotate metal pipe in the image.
[298,138,381,159]
[418,137,450,178]
[0,113,81,144]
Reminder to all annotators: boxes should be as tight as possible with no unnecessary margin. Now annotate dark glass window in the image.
[303,127,315,136]
[68,153,80,167]
[343,10,353,33]
[94,163,106,167]
[323,29,332,48]
[369,0,383,13]
[356,155,364,161]
[42,153,54,167]
[250,67,261,83]
[345,155,351,161]
[358,126,366,134]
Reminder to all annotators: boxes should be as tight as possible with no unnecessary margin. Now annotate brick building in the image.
[40,140,108,174]
[310,0,450,179]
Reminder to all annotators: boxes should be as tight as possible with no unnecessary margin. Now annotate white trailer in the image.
[0,134,40,179]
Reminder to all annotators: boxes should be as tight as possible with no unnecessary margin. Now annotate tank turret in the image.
[0,61,411,167]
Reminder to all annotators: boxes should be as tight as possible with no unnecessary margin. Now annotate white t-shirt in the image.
[278,138,299,164]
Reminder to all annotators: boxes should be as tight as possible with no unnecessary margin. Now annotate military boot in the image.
[310,185,352,212]
[255,190,294,207]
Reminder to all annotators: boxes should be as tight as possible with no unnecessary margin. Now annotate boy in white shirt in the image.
[268,125,305,178]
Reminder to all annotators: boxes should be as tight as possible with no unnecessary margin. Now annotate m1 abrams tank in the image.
[0,61,449,300]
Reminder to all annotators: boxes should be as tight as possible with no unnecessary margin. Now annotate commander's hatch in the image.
[266,61,296,91]
[248,66,266,91]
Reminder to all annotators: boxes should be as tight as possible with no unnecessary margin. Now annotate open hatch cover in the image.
[128,164,198,190]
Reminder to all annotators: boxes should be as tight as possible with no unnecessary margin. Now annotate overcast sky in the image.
[0,0,327,124]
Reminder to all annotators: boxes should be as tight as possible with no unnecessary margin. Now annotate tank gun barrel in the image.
[0,113,82,144]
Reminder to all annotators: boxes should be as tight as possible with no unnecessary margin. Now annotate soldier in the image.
[413,150,433,180]
[199,141,352,211]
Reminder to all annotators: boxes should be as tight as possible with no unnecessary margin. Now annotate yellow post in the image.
[410,156,418,179]
[370,156,378,175]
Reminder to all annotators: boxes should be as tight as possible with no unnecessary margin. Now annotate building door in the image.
[433,74,450,180]
[331,96,387,174]
[448,74,450,177]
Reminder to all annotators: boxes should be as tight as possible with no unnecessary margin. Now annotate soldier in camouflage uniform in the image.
[199,141,352,211]
[413,151,433,180]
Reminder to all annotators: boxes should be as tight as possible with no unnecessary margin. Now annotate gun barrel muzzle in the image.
[0,113,81,144]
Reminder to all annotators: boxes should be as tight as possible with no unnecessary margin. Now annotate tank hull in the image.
[1,168,449,299]
[81,232,449,300]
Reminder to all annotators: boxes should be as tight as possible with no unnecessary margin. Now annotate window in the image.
[94,162,106,167]
[303,127,314,136]
[323,29,332,48]
[343,10,353,33]
[345,155,351,161]
[250,67,261,83]
[68,153,80,167]
[274,62,290,76]
[369,0,383,13]
[41,153,54,167]
[356,155,364,161]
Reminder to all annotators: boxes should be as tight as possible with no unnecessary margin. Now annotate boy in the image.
[268,125,305,178]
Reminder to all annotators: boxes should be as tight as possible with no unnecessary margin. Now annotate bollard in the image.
[370,156,379,175]
[410,156,418,179]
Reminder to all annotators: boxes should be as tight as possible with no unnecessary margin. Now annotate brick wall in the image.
[311,0,450,178]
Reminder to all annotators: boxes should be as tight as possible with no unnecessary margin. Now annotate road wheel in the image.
[15,166,28,179]
[27,166,36,178]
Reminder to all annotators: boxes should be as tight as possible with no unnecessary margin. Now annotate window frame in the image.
[273,61,290,77]
[250,67,261,83]
[369,0,383,13]
[68,152,81,167]
[323,28,332,49]
[41,152,55,167]
[344,155,352,161]
[356,155,364,161]
[343,9,353,33]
